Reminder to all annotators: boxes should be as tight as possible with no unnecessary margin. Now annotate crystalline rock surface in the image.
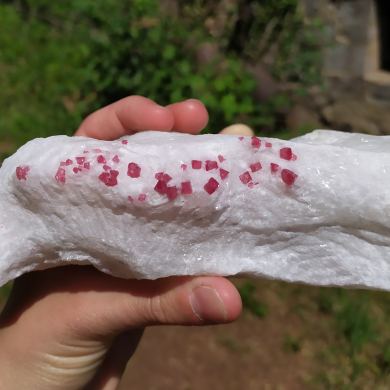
[1,130,390,290]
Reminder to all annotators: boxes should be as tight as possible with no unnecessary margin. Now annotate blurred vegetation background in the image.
[0,0,323,156]
[1,0,390,388]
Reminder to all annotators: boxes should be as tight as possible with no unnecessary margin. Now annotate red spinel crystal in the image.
[55,167,66,184]
[204,178,219,194]
[72,167,80,174]
[250,162,262,172]
[218,155,225,163]
[205,160,218,171]
[251,136,261,149]
[239,136,244,141]
[103,165,111,171]
[98,170,118,187]
[192,160,202,169]
[181,181,193,195]
[112,155,120,163]
[155,172,172,182]
[166,186,178,201]
[219,168,229,180]
[127,162,141,178]
[270,163,279,174]
[83,162,90,169]
[16,166,30,180]
[138,193,146,202]
[181,164,187,171]
[121,140,128,145]
[65,159,73,166]
[239,171,252,185]
[279,147,292,160]
[154,180,168,195]
[76,157,85,165]
[281,169,297,186]
[97,155,106,164]
[265,142,272,148]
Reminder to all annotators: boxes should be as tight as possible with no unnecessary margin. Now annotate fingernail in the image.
[190,286,227,322]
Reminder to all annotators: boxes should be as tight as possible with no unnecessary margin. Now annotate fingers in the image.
[75,96,174,140]
[167,99,209,134]
[75,96,209,140]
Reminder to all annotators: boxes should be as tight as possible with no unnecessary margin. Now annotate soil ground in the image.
[119,278,390,389]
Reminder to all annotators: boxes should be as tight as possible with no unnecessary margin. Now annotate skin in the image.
[0,96,243,390]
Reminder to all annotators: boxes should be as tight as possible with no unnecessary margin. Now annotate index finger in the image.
[75,96,209,140]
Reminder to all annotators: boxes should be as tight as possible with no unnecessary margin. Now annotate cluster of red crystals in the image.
[265,142,272,148]
[15,166,30,181]
[219,168,229,180]
[76,157,85,165]
[112,155,120,163]
[279,147,293,161]
[55,167,66,184]
[204,178,219,194]
[239,171,252,185]
[97,155,106,164]
[138,193,146,202]
[127,162,141,178]
[99,170,119,187]
[181,181,193,195]
[251,136,261,149]
[121,140,128,145]
[281,169,297,186]
[250,162,262,173]
[192,160,202,169]
[218,154,225,163]
[181,163,187,171]
[205,160,218,171]
[270,163,279,174]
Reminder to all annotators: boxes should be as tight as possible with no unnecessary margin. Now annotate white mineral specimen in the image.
[1,130,390,290]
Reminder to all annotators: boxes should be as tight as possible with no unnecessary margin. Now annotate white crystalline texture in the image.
[1,130,390,290]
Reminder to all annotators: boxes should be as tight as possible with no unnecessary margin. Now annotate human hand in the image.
[0,96,243,390]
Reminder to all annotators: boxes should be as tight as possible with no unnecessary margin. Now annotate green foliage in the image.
[237,281,268,318]
[336,299,376,353]
[0,0,324,150]
[0,283,12,302]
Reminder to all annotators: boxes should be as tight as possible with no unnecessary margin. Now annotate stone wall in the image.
[299,0,390,134]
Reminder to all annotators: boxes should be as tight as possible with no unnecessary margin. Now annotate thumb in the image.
[1,266,242,339]
[101,276,242,334]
